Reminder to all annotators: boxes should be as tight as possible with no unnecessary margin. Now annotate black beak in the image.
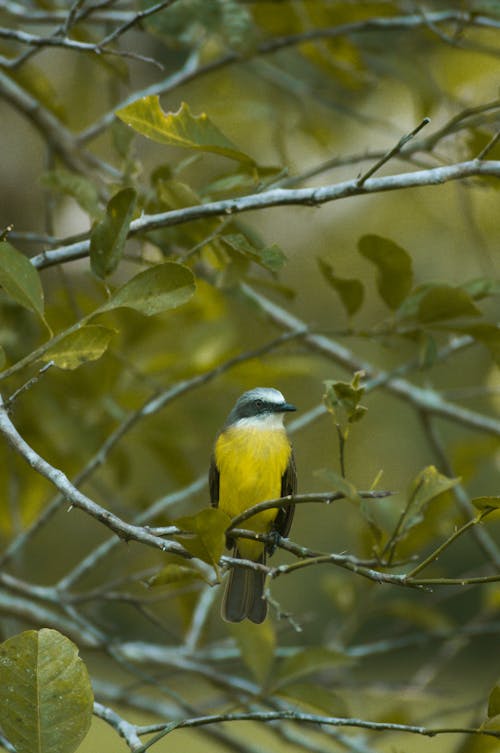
[278,402,296,412]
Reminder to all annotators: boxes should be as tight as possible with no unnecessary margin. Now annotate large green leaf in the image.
[0,629,93,753]
[90,187,136,278]
[358,234,413,310]
[98,262,195,316]
[39,325,114,370]
[0,241,45,320]
[317,258,364,316]
[116,97,255,165]
[417,285,481,323]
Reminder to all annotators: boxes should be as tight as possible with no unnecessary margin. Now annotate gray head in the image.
[225,387,296,428]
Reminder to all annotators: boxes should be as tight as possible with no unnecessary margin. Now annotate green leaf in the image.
[277,682,349,717]
[98,262,195,316]
[447,323,500,366]
[472,496,500,512]
[39,326,114,370]
[323,373,367,427]
[229,620,276,686]
[221,233,286,272]
[116,98,255,166]
[90,187,136,278]
[317,258,364,316]
[273,647,351,690]
[488,683,500,718]
[315,468,360,503]
[148,563,207,586]
[417,285,481,323]
[462,277,500,301]
[174,508,231,567]
[408,466,460,521]
[358,234,413,310]
[0,241,45,320]
[0,628,93,753]
[40,169,102,219]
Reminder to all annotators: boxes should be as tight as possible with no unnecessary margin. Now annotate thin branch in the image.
[0,27,164,69]
[356,118,431,186]
[135,709,500,751]
[96,0,179,49]
[226,490,393,531]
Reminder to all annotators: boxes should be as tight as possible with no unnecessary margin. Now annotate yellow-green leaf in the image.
[90,187,136,278]
[39,326,114,370]
[116,98,255,166]
[462,277,500,301]
[0,628,93,753]
[317,258,364,316]
[358,234,413,310]
[174,508,231,567]
[229,619,276,686]
[472,496,500,511]
[0,241,45,320]
[221,233,286,272]
[98,262,195,316]
[315,468,360,503]
[408,465,459,519]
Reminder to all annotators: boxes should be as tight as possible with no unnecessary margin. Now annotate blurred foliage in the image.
[0,0,500,751]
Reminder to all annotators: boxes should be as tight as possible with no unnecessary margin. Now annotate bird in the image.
[209,387,297,623]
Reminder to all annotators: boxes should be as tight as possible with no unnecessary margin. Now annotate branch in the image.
[226,490,393,531]
[136,709,500,751]
[93,702,143,752]
[31,159,500,270]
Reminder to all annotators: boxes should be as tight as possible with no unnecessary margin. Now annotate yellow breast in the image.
[215,424,292,560]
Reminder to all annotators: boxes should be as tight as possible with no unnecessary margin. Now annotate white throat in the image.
[234,413,286,431]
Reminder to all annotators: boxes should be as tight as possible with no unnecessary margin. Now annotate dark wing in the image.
[209,454,220,508]
[272,448,296,541]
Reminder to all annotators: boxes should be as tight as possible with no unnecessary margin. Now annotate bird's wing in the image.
[273,448,296,540]
[209,454,220,508]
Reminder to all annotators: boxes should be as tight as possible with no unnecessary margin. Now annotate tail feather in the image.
[222,550,267,624]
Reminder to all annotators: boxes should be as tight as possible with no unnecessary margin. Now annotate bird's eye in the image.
[255,399,264,409]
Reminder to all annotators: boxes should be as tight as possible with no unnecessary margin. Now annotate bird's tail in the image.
[222,549,267,623]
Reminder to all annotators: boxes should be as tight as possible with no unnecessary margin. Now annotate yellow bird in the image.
[209,388,297,623]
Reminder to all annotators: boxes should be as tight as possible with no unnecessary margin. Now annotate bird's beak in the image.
[279,402,296,412]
